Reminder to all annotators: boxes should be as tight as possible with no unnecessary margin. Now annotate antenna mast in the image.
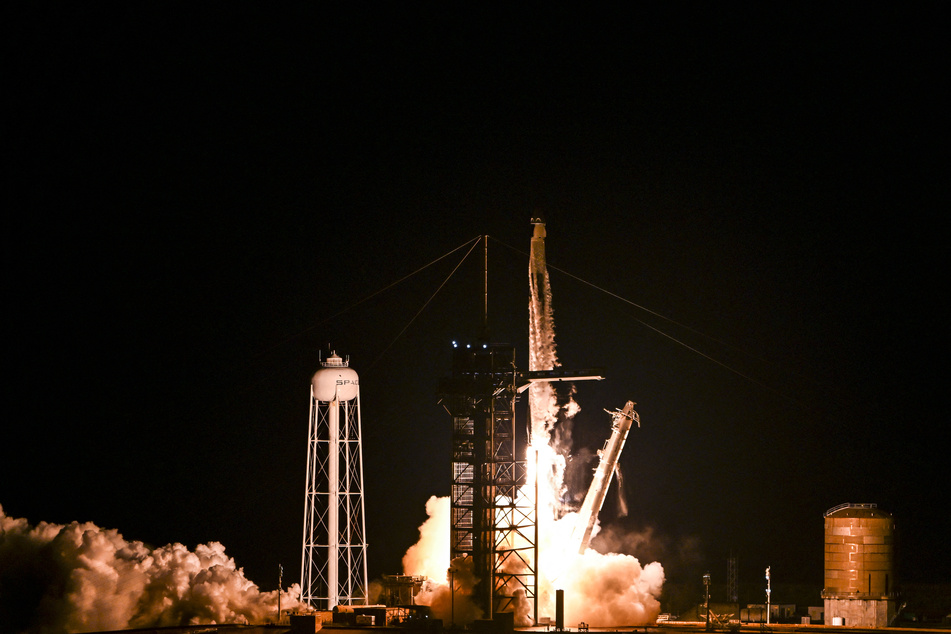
[482,234,489,339]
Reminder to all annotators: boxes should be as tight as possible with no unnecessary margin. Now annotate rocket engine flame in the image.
[0,504,300,632]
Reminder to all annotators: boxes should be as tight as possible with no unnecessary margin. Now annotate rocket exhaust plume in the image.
[0,505,301,632]
[528,219,576,517]
[527,220,664,626]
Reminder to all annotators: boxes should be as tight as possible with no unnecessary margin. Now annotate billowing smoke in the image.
[534,511,664,625]
[559,550,664,624]
[401,497,665,627]
[401,496,483,625]
[0,505,300,633]
[401,495,450,582]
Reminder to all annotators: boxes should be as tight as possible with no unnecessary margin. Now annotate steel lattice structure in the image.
[727,555,738,604]
[300,354,368,610]
[440,343,537,620]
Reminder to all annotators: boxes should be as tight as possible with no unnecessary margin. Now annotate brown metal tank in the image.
[822,503,895,598]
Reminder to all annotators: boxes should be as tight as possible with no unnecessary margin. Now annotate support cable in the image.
[367,236,483,370]
[254,236,483,360]
[490,236,809,408]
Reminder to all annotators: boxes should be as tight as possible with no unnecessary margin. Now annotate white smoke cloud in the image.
[401,496,483,625]
[561,549,665,626]
[0,504,301,633]
[401,495,450,582]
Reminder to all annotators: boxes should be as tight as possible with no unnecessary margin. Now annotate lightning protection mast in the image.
[301,352,369,609]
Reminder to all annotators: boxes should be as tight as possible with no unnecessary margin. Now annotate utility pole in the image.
[727,555,737,604]
[703,573,711,630]
[448,566,455,628]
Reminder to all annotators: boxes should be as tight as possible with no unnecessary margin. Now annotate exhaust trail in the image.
[528,218,578,518]
[526,220,664,627]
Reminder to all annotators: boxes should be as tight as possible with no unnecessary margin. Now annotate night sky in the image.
[6,4,947,607]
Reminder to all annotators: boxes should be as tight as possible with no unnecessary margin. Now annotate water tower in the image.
[300,352,368,609]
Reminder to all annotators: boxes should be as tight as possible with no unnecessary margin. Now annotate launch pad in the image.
[433,223,639,624]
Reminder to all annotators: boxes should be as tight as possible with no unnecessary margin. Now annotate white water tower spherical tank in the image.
[312,353,359,402]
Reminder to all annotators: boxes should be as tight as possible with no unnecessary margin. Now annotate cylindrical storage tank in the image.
[312,353,359,402]
[823,504,895,598]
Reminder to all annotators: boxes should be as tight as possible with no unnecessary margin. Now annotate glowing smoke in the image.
[402,496,483,625]
[402,496,664,627]
[401,495,450,581]
[0,504,300,633]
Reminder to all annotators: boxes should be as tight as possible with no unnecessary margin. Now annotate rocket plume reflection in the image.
[402,223,664,627]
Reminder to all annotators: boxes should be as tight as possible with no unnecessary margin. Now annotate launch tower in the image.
[301,353,369,609]
[437,228,605,622]
[439,342,534,619]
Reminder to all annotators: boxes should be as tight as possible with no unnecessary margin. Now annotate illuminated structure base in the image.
[823,598,896,628]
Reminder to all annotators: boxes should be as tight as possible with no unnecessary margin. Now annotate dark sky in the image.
[5,4,947,603]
